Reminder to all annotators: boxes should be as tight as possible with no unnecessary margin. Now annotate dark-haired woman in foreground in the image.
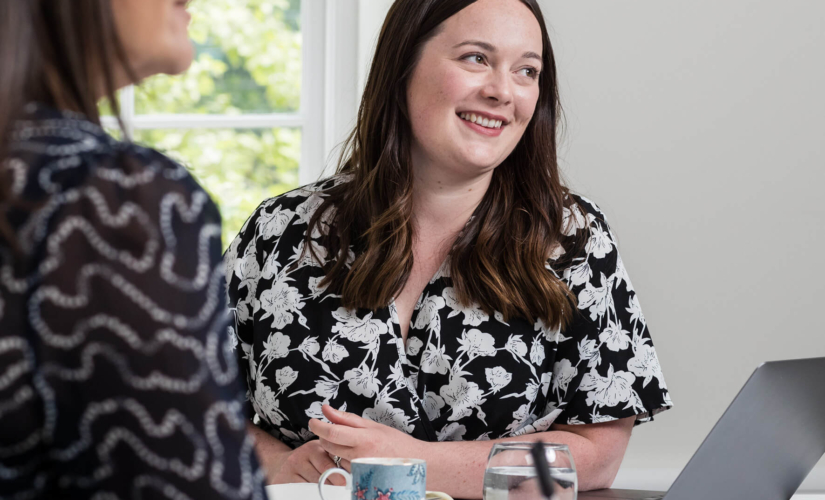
[0,0,265,498]
[226,0,672,498]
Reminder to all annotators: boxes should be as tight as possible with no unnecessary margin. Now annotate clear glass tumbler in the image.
[483,442,578,500]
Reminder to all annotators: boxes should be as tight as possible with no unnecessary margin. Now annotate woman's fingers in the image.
[293,471,314,484]
[308,450,347,486]
[309,450,337,474]
[321,404,372,428]
[322,467,348,487]
[276,463,313,484]
[325,473,348,487]
[296,457,323,483]
[318,437,353,459]
[309,418,361,447]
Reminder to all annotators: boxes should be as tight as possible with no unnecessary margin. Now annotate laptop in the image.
[580,357,825,500]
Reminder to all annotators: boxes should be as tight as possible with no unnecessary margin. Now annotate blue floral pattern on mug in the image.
[350,458,426,500]
[407,464,426,485]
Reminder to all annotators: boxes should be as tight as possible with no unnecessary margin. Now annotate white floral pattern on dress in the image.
[225,179,672,447]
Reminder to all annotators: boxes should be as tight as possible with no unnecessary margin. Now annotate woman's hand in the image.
[308,404,426,461]
[247,424,348,486]
[267,440,350,485]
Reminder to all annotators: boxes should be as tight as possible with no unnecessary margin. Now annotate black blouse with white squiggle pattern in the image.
[0,104,266,499]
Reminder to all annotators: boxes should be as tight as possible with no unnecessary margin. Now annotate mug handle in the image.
[318,468,351,500]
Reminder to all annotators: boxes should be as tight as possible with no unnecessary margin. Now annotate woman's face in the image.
[406,0,544,181]
[111,0,194,81]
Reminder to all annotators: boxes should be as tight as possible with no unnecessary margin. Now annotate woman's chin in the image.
[162,46,195,76]
[457,153,507,175]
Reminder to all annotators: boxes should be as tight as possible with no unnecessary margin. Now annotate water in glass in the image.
[483,465,577,500]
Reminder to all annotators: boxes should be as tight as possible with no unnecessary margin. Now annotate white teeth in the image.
[459,113,504,129]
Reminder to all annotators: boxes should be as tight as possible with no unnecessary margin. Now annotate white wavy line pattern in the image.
[0,108,264,498]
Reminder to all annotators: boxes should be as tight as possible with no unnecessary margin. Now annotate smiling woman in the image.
[224,0,672,498]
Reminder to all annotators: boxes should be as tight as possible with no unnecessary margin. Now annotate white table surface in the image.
[266,484,347,500]
[265,484,825,500]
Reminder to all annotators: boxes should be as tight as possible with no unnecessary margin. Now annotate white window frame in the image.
[104,0,360,186]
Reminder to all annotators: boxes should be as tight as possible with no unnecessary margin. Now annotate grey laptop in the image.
[580,357,825,500]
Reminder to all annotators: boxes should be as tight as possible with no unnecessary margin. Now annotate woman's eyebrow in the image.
[453,40,542,61]
[454,40,496,51]
[522,51,542,62]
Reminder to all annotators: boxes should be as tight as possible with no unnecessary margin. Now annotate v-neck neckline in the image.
[384,299,439,441]
[388,257,451,348]
[386,257,450,382]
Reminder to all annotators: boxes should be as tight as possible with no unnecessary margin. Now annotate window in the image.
[107,0,336,248]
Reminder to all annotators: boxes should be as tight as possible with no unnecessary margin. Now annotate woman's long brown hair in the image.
[0,0,132,249]
[304,0,587,330]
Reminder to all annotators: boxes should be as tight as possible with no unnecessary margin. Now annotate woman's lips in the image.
[458,114,505,137]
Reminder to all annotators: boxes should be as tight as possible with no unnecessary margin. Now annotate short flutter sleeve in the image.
[545,196,672,426]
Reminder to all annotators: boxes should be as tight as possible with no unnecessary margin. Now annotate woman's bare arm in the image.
[312,405,635,499]
[248,424,292,484]
[424,417,635,498]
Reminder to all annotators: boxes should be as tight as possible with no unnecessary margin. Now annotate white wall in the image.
[354,0,825,491]
[541,0,825,491]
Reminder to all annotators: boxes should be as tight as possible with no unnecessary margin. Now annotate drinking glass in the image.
[483,442,578,500]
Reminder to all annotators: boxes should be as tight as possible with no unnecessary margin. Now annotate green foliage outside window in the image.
[133,0,302,249]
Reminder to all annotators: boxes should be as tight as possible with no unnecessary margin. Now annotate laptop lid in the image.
[663,356,825,500]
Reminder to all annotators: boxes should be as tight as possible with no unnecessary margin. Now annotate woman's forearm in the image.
[247,423,292,484]
[420,429,623,499]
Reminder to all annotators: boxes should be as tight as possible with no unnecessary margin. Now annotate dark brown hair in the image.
[0,0,132,246]
[305,0,587,329]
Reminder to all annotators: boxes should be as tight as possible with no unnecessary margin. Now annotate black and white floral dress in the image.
[225,177,672,447]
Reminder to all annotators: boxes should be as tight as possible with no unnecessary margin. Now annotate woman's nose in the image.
[480,69,513,105]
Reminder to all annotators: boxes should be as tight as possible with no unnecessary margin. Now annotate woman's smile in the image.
[457,111,508,137]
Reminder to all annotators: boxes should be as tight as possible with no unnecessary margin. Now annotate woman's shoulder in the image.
[251,174,345,212]
[223,175,346,311]
[5,104,219,256]
[8,104,203,202]
[565,192,610,231]
[228,174,346,245]
[552,192,621,276]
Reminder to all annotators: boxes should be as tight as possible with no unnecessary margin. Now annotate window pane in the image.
[135,128,301,248]
[135,0,301,115]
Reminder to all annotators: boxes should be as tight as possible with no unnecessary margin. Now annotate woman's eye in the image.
[519,67,540,79]
[463,54,486,65]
